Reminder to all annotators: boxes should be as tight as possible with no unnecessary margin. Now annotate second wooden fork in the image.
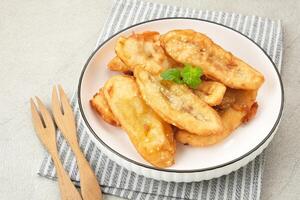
[51,85,102,200]
[30,97,82,200]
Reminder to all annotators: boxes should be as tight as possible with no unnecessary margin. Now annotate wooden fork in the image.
[51,86,102,200]
[30,97,82,200]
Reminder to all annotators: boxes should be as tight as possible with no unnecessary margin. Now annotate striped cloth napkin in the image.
[38,0,283,199]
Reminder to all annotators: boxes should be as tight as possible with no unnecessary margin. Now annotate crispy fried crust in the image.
[115,32,178,74]
[175,89,258,147]
[107,56,131,73]
[103,75,176,168]
[242,102,258,123]
[160,30,264,90]
[194,81,226,106]
[134,67,223,136]
[90,88,120,126]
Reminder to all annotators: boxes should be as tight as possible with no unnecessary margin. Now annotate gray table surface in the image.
[1,0,300,199]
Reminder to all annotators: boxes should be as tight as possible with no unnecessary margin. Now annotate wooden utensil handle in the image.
[50,152,82,200]
[72,145,102,200]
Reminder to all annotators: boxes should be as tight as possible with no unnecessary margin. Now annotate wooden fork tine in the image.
[35,97,55,131]
[58,85,73,115]
[30,98,45,133]
[52,86,63,116]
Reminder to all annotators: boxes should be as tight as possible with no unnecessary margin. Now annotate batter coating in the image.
[115,32,178,74]
[160,30,264,90]
[90,88,119,126]
[194,81,226,106]
[175,89,258,146]
[104,75,176,168]
[107,56,131,73]
[135,67,223,136]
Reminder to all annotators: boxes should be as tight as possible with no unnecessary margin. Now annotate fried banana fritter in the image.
[103,75,176,168]
[90,88,120,126]
[115,31,178,74]
[107,56,131,73]
[175,89,258,147]
[194,81,226,106]
[134,67,223,136]
[160,30,264,90]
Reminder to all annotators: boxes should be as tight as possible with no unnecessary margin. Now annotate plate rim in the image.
[78,17,284,173]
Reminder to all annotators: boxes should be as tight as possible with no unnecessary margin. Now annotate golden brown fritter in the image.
[103,75,176,168]
[107,56,131,73]
[193,81,226,106]
[160,30,264,90]
[115,32,178,74]
[175,89,258,147]
[90,88,120,126]
[134,67,223,136]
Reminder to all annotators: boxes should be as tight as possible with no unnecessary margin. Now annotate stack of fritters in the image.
[90,30,264,168]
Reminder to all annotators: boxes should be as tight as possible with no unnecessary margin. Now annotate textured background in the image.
[0,0,299,199]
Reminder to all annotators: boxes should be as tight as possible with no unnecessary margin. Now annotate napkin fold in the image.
[38,0,283,199]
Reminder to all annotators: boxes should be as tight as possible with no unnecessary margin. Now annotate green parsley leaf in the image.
[160,68,183,84]
[160,64,203,89]
[181,64,203,89]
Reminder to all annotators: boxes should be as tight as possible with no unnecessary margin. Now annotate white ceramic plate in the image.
[78,18,283,182]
